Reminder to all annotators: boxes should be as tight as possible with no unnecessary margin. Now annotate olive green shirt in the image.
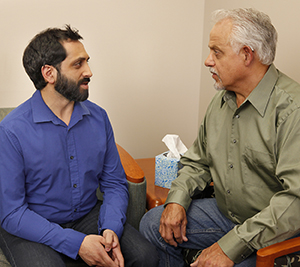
[166,64,300,263]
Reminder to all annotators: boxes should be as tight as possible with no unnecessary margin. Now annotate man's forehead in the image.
[62,40,89,60]
[209,19,232,47]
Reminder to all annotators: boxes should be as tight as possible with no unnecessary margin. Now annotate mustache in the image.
[80,77,91,84]
[209,67,218,75]
[209,68,221,80]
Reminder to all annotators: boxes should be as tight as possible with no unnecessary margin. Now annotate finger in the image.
[173,224,185,244]
[99,256,117,267]
[112,241,118,249]
[112,253,120,266]
[190,259,199,267]
[164,227,178,247]
[159,223,164,237]
[112,247,124,267]
[98,235,107,244]
[181,222,188,242]
[93,245,118,267]
[160,221,176,246]
[103,231,114,251]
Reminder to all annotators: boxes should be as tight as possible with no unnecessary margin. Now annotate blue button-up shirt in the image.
[0,90,128,259]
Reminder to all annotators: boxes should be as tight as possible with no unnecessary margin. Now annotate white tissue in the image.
[162,134,188,159]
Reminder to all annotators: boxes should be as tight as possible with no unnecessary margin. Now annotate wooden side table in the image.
[135,158,170,210]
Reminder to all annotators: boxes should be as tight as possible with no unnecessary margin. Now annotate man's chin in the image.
[77,88,89,101]
[67,91,89,102]
[79,92,89,102]
[214,83,225,91]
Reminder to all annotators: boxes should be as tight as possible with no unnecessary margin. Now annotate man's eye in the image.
[213,50,222,58]
[74,61,82,67]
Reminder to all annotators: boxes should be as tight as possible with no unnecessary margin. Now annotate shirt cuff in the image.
[217,228,255,263]
[165,190,192,211]
[62,229,86,259]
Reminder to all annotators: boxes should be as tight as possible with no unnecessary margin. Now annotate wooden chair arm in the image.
[116,144,145,184]
[146,195,164,210]
[256,236,300,267]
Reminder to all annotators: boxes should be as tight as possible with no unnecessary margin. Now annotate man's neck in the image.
[40,86,74,126]
[233,63,269,108]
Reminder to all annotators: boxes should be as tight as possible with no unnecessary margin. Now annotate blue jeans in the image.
[0,201,159,267]
[140,198,256,267]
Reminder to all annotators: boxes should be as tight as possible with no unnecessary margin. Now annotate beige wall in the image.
[0,0,205,158]
[1,0,299,158]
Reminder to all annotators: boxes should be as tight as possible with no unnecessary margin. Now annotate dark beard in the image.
[54,71,89,102]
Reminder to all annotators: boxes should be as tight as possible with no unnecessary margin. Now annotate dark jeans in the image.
[140,198,256,267]
[0,201,159,267]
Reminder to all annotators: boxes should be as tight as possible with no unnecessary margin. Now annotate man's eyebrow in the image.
[79,56,90,61]
[72,56,90,64]
[208,44,221,51]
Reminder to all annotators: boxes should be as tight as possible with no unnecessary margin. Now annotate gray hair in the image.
[212,8,278,65]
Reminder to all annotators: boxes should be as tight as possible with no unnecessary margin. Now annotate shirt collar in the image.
[31,90,90,126]
[221,64,279,116]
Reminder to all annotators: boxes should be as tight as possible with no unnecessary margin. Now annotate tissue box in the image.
[155,152,183,189]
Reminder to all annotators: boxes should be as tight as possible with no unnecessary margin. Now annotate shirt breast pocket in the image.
[241,146,280,188]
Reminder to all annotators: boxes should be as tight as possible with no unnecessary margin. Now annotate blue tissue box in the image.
[155,152,183,189]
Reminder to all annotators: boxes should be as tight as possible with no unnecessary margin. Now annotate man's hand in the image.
[190,243,234,267]
[78,232,124,267]
[102,229,124,267]
[159,203,188,247]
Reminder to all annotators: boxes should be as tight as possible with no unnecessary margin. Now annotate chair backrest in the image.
[0,108,14,122]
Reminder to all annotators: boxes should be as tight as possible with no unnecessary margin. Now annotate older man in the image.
[140,8,300,267]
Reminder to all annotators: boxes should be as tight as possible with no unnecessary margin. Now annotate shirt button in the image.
[227,190,230,194]
[233,139,237,143]
[231,212,235,217]
[236,114,240,119]
[70,156,74,160]
[229,164,233,168]
[73,184,77,188]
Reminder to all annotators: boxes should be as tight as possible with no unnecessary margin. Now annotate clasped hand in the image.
[78,229,124,267]
[160,203,234,267]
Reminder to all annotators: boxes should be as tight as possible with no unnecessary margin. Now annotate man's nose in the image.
[204,51,215,67]
[84,64,93,78]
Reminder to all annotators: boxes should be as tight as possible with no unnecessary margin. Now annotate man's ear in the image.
[41,65,57,84]
[242,46,255,66]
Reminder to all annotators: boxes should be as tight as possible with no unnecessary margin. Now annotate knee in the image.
[139,206,163,240]
[139,210,151,235]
